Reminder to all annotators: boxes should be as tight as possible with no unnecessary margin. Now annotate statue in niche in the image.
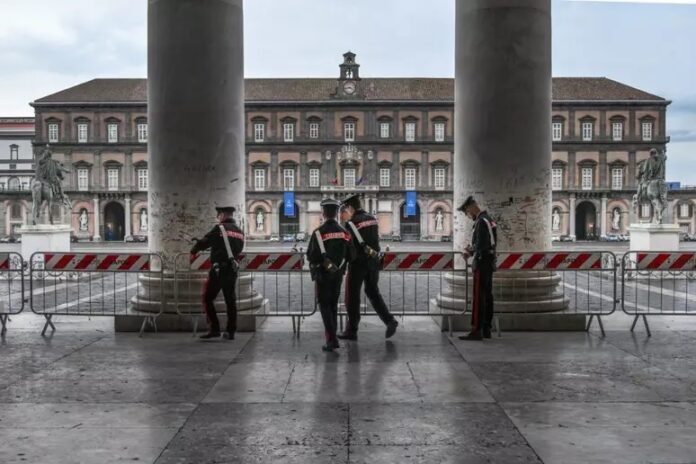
[79,209,88,231]
[552,209,561,231]
[256,210,265,232]
[612,208,621,231]
[435,209,444,231]
[140,209,148,232]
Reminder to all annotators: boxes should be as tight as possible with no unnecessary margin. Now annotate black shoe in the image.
[483,328,492,339]
[199,331,221,340]
[224,332,235,340]
[331,339,340,349]
[458,331,483,341]
[385,320,398,339]
[321,344,335,352]
[337,331,358,341]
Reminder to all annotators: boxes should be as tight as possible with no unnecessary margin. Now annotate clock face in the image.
[343,81,356,95]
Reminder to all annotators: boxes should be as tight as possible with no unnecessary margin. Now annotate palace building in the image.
[1,52,693,241]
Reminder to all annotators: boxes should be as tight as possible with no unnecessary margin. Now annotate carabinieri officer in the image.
[306,198,354,352]
[190,205,244,340]
[458,196,497,340]
[338,194,398,341]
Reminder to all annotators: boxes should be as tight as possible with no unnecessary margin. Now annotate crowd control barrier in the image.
[174,252,313,335]
[0,252,25,335]
[29,252,163,336]
[621,251,696,337]
[494,251,618,336]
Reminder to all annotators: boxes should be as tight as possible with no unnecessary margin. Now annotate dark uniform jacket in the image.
[191,219,245,265]
[469,211,498,272]
[307,219,354,274]
[346,209,381,262]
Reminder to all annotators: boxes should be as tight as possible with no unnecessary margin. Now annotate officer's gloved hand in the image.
[322,256,338,273]
[363,244,378,259]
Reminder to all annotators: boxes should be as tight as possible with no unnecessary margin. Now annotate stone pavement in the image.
[1,313,696,463]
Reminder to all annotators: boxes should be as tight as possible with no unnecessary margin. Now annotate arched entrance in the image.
[104,202,125,241]
[575,202,597,241]
[279,202,300,237]
[400,202,421,241]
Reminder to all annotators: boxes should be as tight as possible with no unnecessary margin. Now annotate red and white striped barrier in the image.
[497,252,603,270]
[42,253,152,272]
[380,252,454,271]
[189,253,304,271]
[635,252,696,270]
[0,253,11,270]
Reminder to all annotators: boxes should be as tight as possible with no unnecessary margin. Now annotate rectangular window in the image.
[344,122,355,142]
[48,123,59,143]
[309,122,319,139]
[581,167,593,190]
[552,122,563,141]
[380,122,390,139]
[405,122,416,142]
[380,168,390,187]
[641,203,651,218]
[552,168,563,190]
[254,169,265,191]
[107,123,118,143]
[107,168,119,191]
[283,168,294,191]
[581,122,593,141]
[343,168,356,188]
[309,168,319,187]
[404,167,417,190]
[434,123,445,142]
[611,167,623,190]
[254,123,265,142]
[77,168,89,191]
[434,168,446,189]
[612,122,623,141]
[77,123,88,143]
[137,168,148,191]
[10,146,18,160]
[680,203,690,218]
[642,122,653,141]
[283,123,294,142]
[137,123,148,143]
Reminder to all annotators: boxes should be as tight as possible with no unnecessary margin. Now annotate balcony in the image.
[320,185,379,193]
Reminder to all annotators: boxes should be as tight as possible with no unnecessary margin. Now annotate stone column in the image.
[124,195,132,241]
[600,194,607,237]
[437,0,568,317]
[130,0,265,324]
[392,201,400,236]
[92,197,101,241]
[569,193,576,237]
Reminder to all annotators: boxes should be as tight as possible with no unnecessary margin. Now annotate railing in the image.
[0,252,25,335]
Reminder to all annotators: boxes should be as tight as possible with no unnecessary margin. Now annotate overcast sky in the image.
[0,0,694,181]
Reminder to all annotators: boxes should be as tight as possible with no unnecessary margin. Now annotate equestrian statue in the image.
[32,146,72,225]
[632,148,667,224]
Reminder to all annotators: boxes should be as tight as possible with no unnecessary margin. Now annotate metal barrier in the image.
[29,252,164,336]
[174,252,314,335]
[337,252,468,335]
[621,251,696,337]
[494,251,618,336]
[0,252,25,335]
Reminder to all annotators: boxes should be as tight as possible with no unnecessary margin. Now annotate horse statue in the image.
[31,147,72,225]
[632,148,667,224]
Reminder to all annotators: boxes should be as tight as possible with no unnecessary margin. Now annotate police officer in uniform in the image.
[190,206,245,340]
[458,196,497,340]
[338,194,398,340]
[307,198,354,352]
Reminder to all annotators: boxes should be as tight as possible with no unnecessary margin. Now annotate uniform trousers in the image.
[202,266,238,333]
[344,258,394,332]
[471,268,494,333]
[316,271,344,343]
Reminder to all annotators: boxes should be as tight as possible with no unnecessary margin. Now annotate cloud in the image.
[669,130,696,142]
[566,0,696,4]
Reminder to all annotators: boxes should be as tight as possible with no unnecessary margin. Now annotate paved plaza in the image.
[1,311,696,464]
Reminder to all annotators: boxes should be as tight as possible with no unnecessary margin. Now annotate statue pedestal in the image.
[18,224,72,262]
[629,223,680,251]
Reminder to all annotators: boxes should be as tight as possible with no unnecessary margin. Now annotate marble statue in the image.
[435,209,444,231]
[79,209,89,231]
[256,210,265,232]
[552,209,560,231]
[140,209,148,232]
[633,148,667,224]
[31,146,71,225]
[612,208,621,231]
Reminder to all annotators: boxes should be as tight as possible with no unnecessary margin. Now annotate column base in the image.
[115,308,267,333]
[431,309,587,332]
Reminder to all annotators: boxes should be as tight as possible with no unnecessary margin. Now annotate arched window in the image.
[10,203,22,220]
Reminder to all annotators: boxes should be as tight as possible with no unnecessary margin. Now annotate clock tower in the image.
[336,51,361,98]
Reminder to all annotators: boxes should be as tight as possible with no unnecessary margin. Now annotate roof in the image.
[33,77,667,105]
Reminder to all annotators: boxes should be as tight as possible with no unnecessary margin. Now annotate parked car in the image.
[685,234,696,242]
[282,234,295,243]
[441,235,452,242]
[392,234,402,242]
[269,235,280,242]
[70,234,79,243]
[605,234,622,242]
[295,232,306,242]
[559,235,575,242]
[552,235,560,242]
[0,235,20,243]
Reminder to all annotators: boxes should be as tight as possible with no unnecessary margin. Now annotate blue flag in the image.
[284,192,295,217]
[405,191,416,217]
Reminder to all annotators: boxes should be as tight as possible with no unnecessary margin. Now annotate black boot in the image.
[385,320,399,339]
[458,331,483,341]
[482,327,492,339]
[199,331,221,340]
[337,331,358,341]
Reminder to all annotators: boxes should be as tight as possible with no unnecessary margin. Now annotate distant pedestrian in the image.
[457,196,497,340]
